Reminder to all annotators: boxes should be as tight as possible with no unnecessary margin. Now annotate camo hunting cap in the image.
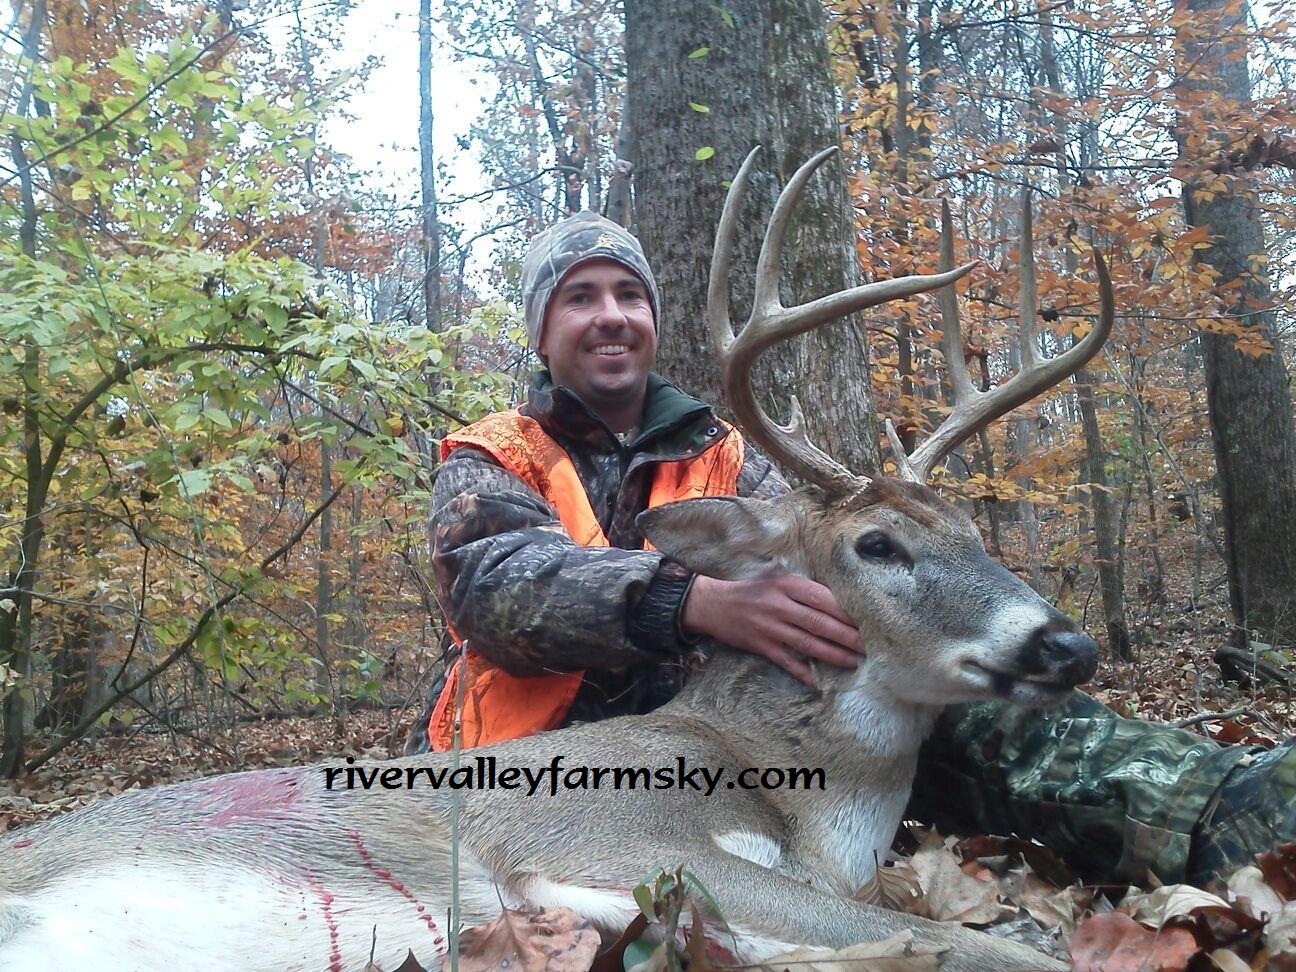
[521,211,660,357]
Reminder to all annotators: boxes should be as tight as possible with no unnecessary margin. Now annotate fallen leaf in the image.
[1008,870,1089,935]
[854,859,922,911]
[1257,843,1296,901]
[757,930,944,972]
[1206,948,1251,971]
[1070,912,1201,971]
[449,907,600,972]
[395,952,429,972]
[1266,901,1296,955]
[588,914,649,972]
[1184,906,1265,961]
[1120,884,1229,926]
[954,834,1076,888]
[1226,865,1285,920]
[909,833,1015,926]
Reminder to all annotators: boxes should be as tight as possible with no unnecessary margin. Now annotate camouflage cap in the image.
[520,211,660,357]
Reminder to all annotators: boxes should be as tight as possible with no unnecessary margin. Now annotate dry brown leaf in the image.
[449,907,601,972]
[853,860,922,911]
[1258,843,1296,901]
[909,833,1015,926]
[1069,912,1201,971]
[1226,865,1285,920]
[394,951,429,972]
[1007,870,1089,934]
[1120,884,1229,926]
[756,930,944,972]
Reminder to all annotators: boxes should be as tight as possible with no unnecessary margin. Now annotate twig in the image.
[1170,706,1254,728]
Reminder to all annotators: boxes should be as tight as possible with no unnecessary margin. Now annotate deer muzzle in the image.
[1017,622,1100,689]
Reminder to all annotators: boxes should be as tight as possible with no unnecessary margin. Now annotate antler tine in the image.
[710,147,979,495]
[707,146,762,356]
[752,145,839,315]
[899,194,1116,483]
[939,198,977,404]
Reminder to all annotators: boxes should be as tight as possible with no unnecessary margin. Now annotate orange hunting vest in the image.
[428,408,745,751]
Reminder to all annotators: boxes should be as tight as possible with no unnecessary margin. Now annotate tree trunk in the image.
[627,0,881,473]
[2,0,49,777]
[1037,12,1130,658]
[418,0,442,332]
[1177,0,1296,651]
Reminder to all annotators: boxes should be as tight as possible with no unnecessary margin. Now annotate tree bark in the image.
[419,0,442,331]
[2,0,49,778]
[1037,11,1130,658]
[627,0,881,473]
[1177,0,1296,651]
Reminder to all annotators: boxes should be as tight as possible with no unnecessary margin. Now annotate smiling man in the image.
[419,211,863,753]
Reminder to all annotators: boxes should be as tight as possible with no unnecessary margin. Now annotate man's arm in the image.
[431,446,694,676]
[433,442,862,682]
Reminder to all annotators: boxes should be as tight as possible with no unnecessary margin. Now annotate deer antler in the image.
[886,191,1115,483]
[709,146,977,495]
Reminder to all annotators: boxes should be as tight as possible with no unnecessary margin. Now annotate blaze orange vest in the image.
[428,408,745,751]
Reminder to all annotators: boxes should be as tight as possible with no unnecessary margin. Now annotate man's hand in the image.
[679,574,864,685]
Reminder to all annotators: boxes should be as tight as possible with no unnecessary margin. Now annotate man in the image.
[410,210,1296,887]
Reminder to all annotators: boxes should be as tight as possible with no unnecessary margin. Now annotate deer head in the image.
[640,146,1111,712]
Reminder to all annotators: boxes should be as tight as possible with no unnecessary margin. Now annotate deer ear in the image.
[637,497,802,580]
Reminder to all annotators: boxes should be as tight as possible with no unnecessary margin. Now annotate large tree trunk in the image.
[626,0,881,473]
[1177,0,1296,652]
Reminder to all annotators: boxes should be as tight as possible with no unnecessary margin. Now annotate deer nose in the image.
[1020,626,1099,685]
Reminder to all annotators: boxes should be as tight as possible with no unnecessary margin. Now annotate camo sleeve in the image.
[909,694,1247,884]
[624,444,791,650]
[430,446,683,676]
[430,443,793,678]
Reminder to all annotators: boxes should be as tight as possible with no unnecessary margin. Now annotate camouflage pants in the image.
[911,693,1296,885]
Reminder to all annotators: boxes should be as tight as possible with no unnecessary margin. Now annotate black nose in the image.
[1020,626,1099,685]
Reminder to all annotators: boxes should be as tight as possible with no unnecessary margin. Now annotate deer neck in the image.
[670,647,941,892]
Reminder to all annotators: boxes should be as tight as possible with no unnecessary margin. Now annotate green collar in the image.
[528,371,715,451]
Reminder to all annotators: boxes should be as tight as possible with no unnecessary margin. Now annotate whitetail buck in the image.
[0,147,1112,971]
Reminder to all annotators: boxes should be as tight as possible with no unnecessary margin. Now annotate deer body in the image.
[1,148,1115,970]
[1,481,1090,971]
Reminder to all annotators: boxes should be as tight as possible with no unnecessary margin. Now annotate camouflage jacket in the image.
[430,371,786,725]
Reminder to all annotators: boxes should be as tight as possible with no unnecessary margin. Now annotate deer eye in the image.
[855,532,896,561]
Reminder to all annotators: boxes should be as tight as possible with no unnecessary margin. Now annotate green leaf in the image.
[688,102,710,114]
[202,407,233,430]
[694,146,716,161]
[623,940,657,972]
[632,883,658,922]
[174,411,202,432]
[688,47,710,59]
[177,468,213,496]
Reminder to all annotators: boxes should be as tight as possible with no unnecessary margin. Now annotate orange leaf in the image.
[449,907,600,972]
[1069,912,1201,971]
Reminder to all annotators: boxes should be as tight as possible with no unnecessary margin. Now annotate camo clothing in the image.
[428,370,785,728]
[911,695,1296,884]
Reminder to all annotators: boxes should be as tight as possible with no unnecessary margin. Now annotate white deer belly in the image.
[0,863,450,971]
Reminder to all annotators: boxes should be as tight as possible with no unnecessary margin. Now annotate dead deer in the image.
[0,148,1111,971]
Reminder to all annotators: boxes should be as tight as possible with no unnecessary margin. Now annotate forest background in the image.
[1,0,1294,822]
